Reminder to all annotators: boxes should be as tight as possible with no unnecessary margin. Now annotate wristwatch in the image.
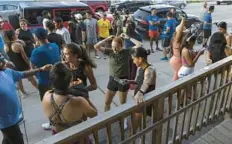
[139,89,145,95]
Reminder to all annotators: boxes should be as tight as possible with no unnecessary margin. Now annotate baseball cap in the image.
[74,13,83,20]
[34,28,48,40]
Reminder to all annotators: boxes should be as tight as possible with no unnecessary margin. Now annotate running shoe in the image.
[42,123,52,130]
[160,57,168,61]
[156,48,162,51]
[95,55,100,59]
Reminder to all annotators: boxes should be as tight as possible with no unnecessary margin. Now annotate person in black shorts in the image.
[94,34,142,112]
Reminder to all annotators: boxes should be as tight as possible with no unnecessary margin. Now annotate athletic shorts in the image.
[162,37,171,47]
[86,37,98,45]
[203,29,212,38]
[149,30,159,38]
[107,76,129,92]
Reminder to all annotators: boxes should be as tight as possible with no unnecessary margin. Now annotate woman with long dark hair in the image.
[62,43,97,91]
[178,32,205,78]
[205,32,231,64]
[3,30,38,97]
[15,19,35,58]
[42,62,97,144]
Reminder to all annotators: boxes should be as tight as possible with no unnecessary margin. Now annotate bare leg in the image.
[28,76,38,89]
[86,44,90,56]
[155,36,160,50]
[18,80,26,94]
[131,113,142,135]
[104,89,117,112]
[163,48,167,58]
[149,37,154,53]
[118,91,128,105]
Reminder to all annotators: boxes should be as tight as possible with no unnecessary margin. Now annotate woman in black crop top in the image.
[62,43,97,91]
[3,30,38,97]
[15,19,35,58]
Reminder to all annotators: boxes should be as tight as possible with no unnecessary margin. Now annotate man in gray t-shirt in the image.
[84,12,100,59]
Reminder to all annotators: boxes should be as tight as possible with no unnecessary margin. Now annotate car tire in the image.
[217,1,221,5]
[197,36,203,44]
[180,3,186,9]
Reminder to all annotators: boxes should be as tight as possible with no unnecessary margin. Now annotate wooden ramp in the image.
[193,119,232,144]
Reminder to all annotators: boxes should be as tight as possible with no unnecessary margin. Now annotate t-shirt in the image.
[47,33,65,50]
[98,18,111,38]
[163,18,177,38]
[0,33,5,56]
[125,34,142,49]
[30,43,60,85]
[84,18,97,39]
[76,21,86,44]
[147,15,160,31]
[43,18,49,29]
[0,69,24,129]
[56,27,71,44]
[105,48,132,78]
[203,13,212,30]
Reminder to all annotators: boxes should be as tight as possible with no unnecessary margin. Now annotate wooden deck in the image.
[193,119,232,144]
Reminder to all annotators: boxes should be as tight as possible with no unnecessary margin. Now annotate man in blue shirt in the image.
[147,8,162,53]
[0,53,52,144]
[161,12,177,61]
[30,28,60,130]
[203,5,214,47]
[31,28,60,101]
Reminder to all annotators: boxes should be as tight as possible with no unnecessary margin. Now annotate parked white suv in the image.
[217,0,232,5]
[0,3,20,21]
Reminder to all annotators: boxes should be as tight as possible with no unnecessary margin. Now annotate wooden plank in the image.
[201,133,224,144]
[215,125,232,138]
[193,138,210,144]
[208,128,232,144]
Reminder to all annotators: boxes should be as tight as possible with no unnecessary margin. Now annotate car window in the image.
[175,10,187,20]
[157,10,169,18]
[133,9,149,20]
[25,9,52,25]
[54,10,71,22]
[5,5,17,10]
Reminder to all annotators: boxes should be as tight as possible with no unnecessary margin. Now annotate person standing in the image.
[217,22,232,47]
[84,11,99,59]
[4,30,38,98]
[42,10,51,29]
[160,12,177,61]
[94,34,142,112]
[45,20,64,51]
[30,28,60,130]
[54,17,71,44]
[202,6,214,47]
[16,19,35,58]
[111,12,122,36]
[98,13,111,41]
[74,14,86,46]
[147,8,161,53]
[0,53,52,144]
[97,13,111,59]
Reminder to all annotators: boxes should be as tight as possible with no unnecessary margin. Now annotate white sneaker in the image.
[124,119,128,129]
[95,55,100,59]
[42,123,52,130]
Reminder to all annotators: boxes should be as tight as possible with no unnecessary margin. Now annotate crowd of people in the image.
[0,0,232,143]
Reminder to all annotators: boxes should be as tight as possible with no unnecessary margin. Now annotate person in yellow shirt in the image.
[98,13,111,40]
[97,13,111,59]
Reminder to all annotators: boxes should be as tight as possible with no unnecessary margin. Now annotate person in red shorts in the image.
[147,8,162,53]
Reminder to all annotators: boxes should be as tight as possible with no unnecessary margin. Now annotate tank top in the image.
[18,29,34,57]
[6,42,28,71]
[135,65,156,95]
[71,61,87,86]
